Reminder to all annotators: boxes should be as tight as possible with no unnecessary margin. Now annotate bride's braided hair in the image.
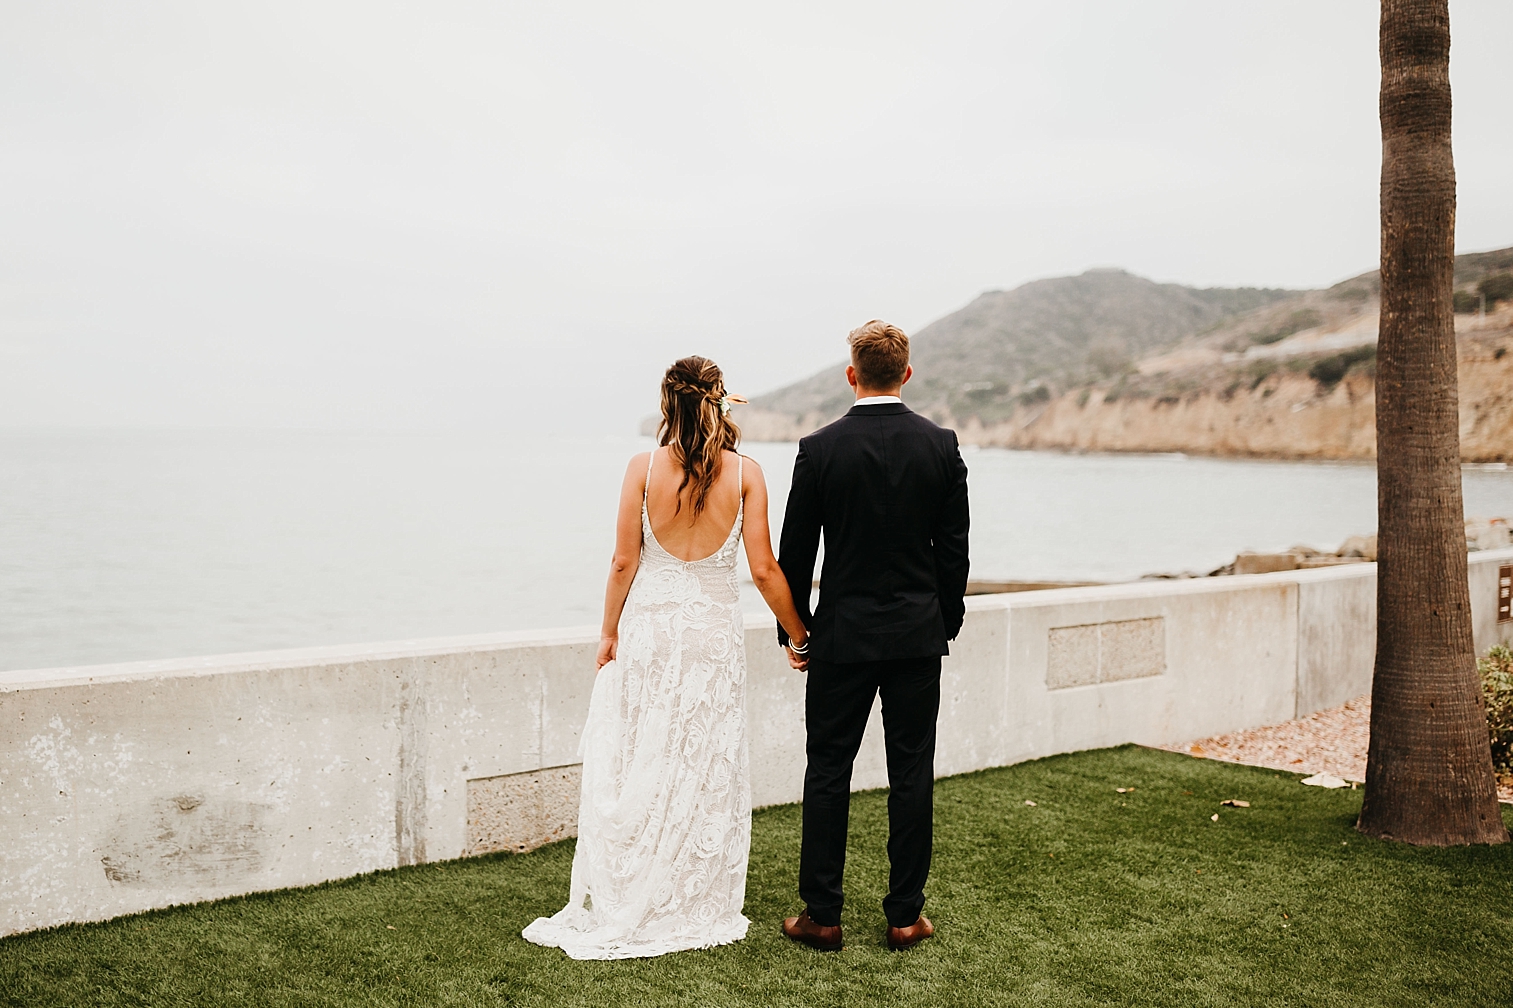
[657,356,742,518]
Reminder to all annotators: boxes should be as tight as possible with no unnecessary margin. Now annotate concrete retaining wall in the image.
[4,548,1511,937]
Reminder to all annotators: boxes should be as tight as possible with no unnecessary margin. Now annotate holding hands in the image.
[785,632,809,671]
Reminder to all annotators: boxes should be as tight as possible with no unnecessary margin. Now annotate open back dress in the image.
[522,452,751,959]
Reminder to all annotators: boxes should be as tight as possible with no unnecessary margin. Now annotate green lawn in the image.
[4,745,1512,1008]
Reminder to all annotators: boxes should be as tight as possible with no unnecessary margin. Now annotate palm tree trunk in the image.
[1357,0,1508,845]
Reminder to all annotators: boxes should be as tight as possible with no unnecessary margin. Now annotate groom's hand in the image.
[786,646,808,672]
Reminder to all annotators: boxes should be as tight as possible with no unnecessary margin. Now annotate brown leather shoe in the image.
[885,914,934,950]
[782,911,843,952]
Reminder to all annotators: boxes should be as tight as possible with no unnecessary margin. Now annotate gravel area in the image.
[1163,695,1513,803]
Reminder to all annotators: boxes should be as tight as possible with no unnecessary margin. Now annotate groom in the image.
[777,320,970,952]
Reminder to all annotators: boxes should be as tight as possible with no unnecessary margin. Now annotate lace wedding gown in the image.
[522,455,751,960]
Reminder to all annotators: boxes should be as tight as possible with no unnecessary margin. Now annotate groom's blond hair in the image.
[848,320,910,390]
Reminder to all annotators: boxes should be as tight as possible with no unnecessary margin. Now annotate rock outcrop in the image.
[1144,517,1507,580]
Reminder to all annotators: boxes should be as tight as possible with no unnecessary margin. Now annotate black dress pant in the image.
[798,654,941,928]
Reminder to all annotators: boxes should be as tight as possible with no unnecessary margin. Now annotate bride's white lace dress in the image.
[522,455,751,960]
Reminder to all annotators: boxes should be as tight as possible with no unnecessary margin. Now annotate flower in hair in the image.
[719,394,749,416]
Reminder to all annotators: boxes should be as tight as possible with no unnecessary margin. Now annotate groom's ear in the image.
[901,364,913,386]
[845,364,859,390]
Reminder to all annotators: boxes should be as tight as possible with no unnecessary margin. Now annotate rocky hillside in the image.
[743,270,1294,438]
[979,313,1513,461]
[737,248,1513,462]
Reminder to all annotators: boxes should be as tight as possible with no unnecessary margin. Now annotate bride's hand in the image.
[785,632,809,671]
[597,635,618,669]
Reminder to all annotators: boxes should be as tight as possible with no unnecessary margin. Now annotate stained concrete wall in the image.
[1296,564,1378,718]
[4,548,1511,937]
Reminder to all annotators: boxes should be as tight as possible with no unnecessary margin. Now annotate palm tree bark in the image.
[1357,0,1508,845]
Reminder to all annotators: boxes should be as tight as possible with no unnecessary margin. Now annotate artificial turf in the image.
[3,745,1511,1007]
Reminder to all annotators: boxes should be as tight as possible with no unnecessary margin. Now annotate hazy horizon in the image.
[3,1,1511,437]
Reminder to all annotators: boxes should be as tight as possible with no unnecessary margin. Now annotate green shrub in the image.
[1308,345,1377,389]
[1246,359,1279,389]
[1327,282,1372,302]
[1016,384,1051,407]
[1479,272,1513,307]
[1454,289,1481,313]
[1249,308,1324,346]
[1084,344,1133,379]
[1481,644,1513,778]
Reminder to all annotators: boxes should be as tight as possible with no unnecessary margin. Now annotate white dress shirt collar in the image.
[853,395,903,406]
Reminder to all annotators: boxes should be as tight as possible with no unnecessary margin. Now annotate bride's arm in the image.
[740,457,810,667]
[597,452,649,668]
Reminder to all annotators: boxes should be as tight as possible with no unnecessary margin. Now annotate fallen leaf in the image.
[386,925,396,930]
[1024,800,1037,807]
[1220,799,1251,808]
[1116,787,1135,794]
[1300,773,1349,789]
[1210,813,1220,822]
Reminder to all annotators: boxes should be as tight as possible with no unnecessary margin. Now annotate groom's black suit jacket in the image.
[777,402,970,664]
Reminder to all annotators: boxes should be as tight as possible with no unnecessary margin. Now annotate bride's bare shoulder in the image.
[732,451,764,482]
[623,450,655,481]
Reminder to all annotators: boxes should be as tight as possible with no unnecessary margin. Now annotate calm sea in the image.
[3,429,1511,673]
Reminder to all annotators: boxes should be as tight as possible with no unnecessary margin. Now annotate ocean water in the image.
[2,429,1511,673]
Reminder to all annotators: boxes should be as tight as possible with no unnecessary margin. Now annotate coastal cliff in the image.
[738,248,1513,462]
[944,318,1512,461]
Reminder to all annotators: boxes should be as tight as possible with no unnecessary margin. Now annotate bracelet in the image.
[787,639,809,654]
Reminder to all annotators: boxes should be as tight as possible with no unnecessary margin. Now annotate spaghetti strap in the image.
[736,454,744,516]
[644,449,655,502]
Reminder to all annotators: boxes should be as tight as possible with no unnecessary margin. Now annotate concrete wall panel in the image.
[935,602,1011,778]
[1,662,404,935]
[741,618,809,808]
[1297,567,1376,717]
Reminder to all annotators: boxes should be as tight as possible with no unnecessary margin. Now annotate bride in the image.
[522,355,811,960]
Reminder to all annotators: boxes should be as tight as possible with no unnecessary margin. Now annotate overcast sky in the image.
[2,1,1510,435]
